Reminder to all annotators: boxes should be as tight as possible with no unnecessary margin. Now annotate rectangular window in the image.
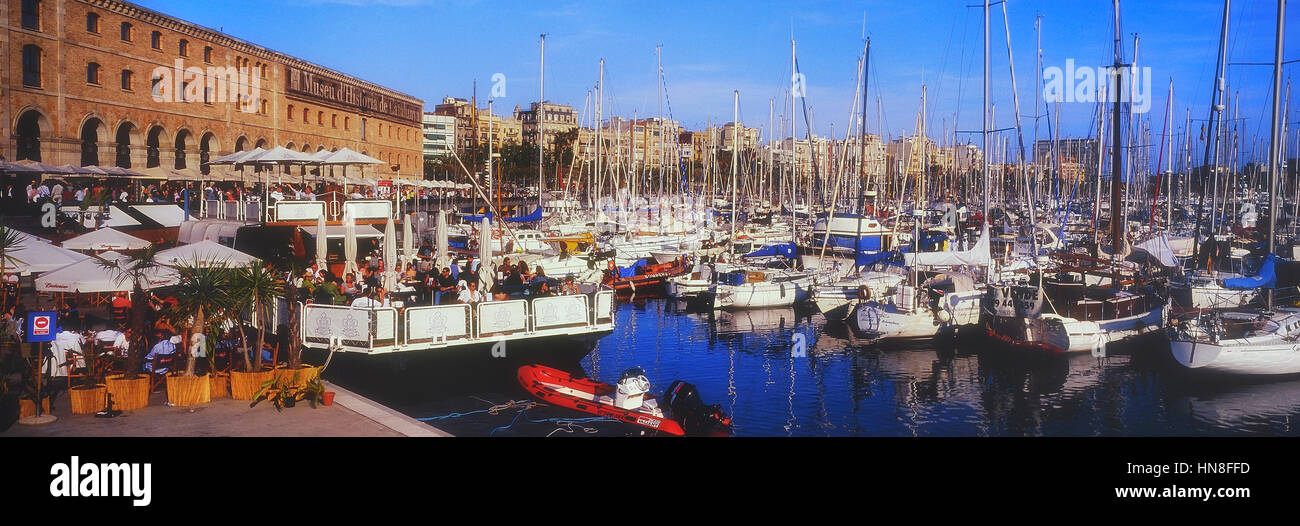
[121,22,133,42]
[121,70,133,91]
[86,13,100,34]
[21,0,40,31]
[22,46,42,88]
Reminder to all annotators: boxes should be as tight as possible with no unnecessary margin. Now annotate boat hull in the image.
[1170,339,1300,376]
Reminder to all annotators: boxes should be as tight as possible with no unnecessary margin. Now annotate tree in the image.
[94,246,164,380]
[231,265,280,372]
[0,223,26,309]
[170,264,233,376]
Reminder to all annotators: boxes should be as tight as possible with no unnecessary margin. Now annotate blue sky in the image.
[136,0,1299,163]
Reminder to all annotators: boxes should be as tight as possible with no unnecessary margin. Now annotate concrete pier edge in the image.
[324,380,453,437]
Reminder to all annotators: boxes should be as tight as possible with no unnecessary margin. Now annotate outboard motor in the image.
[614,367,651,410]
[663,380,733,437]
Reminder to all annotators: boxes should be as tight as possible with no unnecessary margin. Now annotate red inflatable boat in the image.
[517,365,732,437]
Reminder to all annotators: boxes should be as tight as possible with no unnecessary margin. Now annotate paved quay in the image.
[2,381,451,438]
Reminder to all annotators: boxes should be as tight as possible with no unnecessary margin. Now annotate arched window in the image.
[288,104,295,120]
[21,0,40,31]
[120,70,133,91]
[86,12,100,34]
[317,111,323,126]
[151,31,161,50]
[344,117,350,131]
[302,107,309,122]
[178,39,189,57]
[331,114,338,128]
[120,22,133,42]
[87,62,101,85]
[151,73,163,98]
[260,99,268,115]
[22,45,42,87]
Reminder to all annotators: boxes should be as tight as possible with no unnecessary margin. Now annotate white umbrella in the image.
[35,252,177,292]
[435,209,449,268]
[382,217,398,291]
[4,230,89,275]
[153,240,258,268]
[343,209,359,277]
[320,147,385,165]
[60,228,152,252]
[478,218,493,292]
[401,214,414,268]
[315,214,328,271]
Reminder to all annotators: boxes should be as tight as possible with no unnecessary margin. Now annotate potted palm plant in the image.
[68,339,113,415]
[94,246,163,411]
[229,265,280,400]
[165,263,233,407]
[275,264,318,388]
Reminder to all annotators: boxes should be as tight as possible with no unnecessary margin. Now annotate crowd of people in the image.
[292,242,581,312]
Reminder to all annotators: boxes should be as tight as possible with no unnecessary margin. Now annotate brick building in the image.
[3,0,424,178]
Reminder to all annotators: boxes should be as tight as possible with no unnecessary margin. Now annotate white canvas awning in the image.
[301,224,384,239]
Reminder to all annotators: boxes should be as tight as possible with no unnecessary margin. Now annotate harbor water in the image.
[323,297,1300,437]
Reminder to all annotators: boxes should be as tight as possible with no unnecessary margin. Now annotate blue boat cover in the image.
[855,247,910,267]
[617,258,651,278]
[744,242,797,259]
[1224,253,1277,290]
[462,212,493,223]
[503,207,543,223]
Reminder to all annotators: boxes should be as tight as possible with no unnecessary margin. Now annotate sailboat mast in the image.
[539,34,546,211]
[1110,0,1124,288]
[982,0,991,222]
[732,90,740,254]
[1266,0,1286,311]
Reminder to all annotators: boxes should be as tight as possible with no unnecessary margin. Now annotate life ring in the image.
[857,285,871,301]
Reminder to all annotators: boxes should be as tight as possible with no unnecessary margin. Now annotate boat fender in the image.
[936,309,951,324]
[857,285,870,301]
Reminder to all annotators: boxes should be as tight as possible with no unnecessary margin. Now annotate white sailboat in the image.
[1168,0,1299,376]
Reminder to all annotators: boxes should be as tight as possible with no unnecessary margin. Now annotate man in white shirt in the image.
[46,329,86,377]
[25,183,34,203]
[37,184,51,200]
[74,187,86,202]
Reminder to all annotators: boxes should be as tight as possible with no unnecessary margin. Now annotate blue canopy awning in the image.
[1224,253,1277,290]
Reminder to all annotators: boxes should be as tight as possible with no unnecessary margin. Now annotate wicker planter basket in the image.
[276,365,320,388]
[69,385,108,415]
[230,369,276,400]
[209,373,230,399]
[19,398,50,419]
[104,374,150,411]
[166,374,211,407]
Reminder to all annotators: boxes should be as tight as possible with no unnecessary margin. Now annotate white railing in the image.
[405,304,471,346]
[301,291,617,354]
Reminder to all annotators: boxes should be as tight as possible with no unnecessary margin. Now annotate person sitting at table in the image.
[435,267,457,305]
[561,277,580,296]
[350,289,379,308]
[142,333,179,374]
[112,328,132,358]
[454,280,471,304]
[529,266,551,296]
[342,273,360,298]
[403,262,418,282]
